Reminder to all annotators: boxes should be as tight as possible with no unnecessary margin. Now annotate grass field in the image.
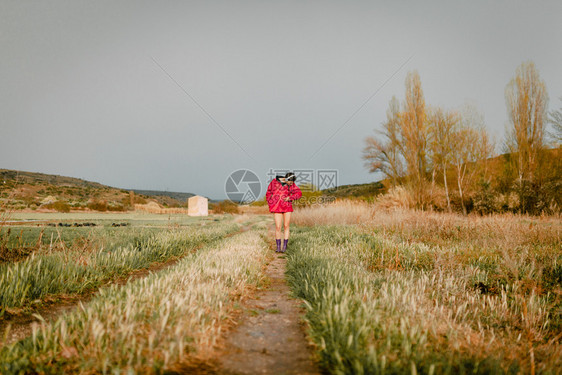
[2,211,222,226]
[0,212,231,261]
[1,207,560,374]
[0,213,255,311]
[1,229,270,373]
[289,202,561,374]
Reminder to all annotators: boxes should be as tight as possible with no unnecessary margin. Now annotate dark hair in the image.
[285,172,296,181]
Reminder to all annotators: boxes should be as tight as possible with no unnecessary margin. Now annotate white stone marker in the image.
[188,195,208,216]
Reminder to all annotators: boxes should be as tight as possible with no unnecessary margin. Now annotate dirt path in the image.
[2,222,323,374]
[212,228,322,375]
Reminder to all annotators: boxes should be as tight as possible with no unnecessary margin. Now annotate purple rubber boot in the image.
[275,239,281,252]
[282,239,288,252]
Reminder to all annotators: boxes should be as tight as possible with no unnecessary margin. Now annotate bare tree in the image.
[548,97,562,145]
[363,97,404,186]
[505,61,549,183]
[428,107,460,211]
[452,105,495,214]
[400,71,428,206]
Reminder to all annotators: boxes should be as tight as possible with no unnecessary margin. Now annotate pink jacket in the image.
[266,177,302,213]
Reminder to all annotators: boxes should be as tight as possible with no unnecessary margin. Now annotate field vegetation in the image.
[1,198,560,374]
[289,201,561,374]
[1,228,270,373]
[0,215,241,315]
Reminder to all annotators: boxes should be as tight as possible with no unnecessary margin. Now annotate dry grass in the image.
[134,202,189,214]
[289,201,561,373]
[374,185,416,209]
[293,200,376,226]
[294,199,560,253]
[0,221,240,309]
[0,229,270,373]
[238,205,269,215]
[366,207,560,249]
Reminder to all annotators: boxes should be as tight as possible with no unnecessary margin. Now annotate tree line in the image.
[363,61,561,215]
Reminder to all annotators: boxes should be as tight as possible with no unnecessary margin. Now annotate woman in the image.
[265,172,302,252]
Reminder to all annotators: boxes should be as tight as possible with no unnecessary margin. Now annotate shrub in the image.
[107,204,126,212]
[88,200,108,212]
[210,200,239,214]
[249,198,267,206]
[375,185,415,209]
[473,180,496,214]
[134,196,147,204]
[45,201,71,213]
[119,197,132,210]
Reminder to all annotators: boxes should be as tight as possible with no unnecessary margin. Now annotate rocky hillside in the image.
[0,169,196,212]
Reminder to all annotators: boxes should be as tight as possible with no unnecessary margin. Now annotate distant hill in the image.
[321,181,386,200]
[129,190,197,203]
[0,169,108,189]
[0,169,199,211]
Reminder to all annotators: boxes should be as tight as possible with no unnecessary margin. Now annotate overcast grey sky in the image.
[1,1,561,200]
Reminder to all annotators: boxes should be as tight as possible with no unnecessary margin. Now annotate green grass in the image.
[1,226,126,251]
[3,211,229,225]
[0,213,234,259]
[0,220,241,311]
[0,229,270,373]
[286,224,560,374]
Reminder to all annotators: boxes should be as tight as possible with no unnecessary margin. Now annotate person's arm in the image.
[266,180,274,204]
[289,184,302,201]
